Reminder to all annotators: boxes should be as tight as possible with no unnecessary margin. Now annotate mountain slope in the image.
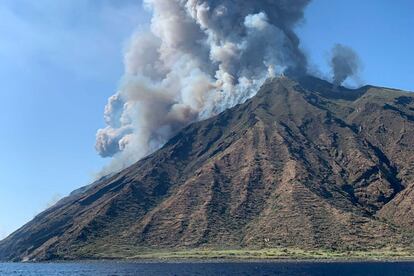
[1,76,414,261]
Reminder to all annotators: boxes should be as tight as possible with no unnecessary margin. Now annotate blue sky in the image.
[299,0,414,91]
[0,0,413,239]
[0,0,150,238]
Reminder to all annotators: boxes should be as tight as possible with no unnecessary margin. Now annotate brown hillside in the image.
[1,76,413,261]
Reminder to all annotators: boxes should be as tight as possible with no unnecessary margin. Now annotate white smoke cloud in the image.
[0,225,7,240]
[96,0,310,174]
[45,193,63,209]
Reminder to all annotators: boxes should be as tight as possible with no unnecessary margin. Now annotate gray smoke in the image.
[330,44,361,86]
[96,0,311,174]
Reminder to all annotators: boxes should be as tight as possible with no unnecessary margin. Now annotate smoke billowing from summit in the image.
[96,0,311,173]
[330,44,361,86]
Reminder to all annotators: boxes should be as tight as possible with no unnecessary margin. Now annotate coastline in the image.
[3,259,414,264]
[6,248,414,263]
[118,248,414,262]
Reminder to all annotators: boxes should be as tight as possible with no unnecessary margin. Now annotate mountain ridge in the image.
[1,76,414,261]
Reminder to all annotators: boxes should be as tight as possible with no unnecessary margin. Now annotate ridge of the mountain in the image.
[1,76,414,261]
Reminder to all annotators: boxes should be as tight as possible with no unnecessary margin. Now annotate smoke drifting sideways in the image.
[330,44,361,86]
[96,0,311,175]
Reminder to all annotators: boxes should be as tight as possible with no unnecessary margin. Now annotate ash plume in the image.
[96,0,311,173]
[330,44,361,86]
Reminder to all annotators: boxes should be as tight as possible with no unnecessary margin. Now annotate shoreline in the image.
[3,259,414,264]
[4,248,414,263]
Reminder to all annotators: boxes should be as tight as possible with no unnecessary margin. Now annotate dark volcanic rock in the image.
[1,76,414,261]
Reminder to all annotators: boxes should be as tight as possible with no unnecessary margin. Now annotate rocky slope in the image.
[1,76,414,261]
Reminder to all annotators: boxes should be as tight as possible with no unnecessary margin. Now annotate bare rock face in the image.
[1,76,414,261]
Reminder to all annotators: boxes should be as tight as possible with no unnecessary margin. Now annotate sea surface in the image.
[1,261,414,276]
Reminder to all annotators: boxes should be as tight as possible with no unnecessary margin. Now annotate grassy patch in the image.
[119,247,414,261]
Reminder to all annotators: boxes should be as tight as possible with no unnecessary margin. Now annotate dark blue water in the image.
[1,261,414,276]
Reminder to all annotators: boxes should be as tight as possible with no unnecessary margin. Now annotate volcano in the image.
[1,76,414,261]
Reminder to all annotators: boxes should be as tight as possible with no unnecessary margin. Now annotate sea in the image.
[1,261,414,276]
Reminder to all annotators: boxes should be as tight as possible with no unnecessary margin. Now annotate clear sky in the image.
[0,0,413,239]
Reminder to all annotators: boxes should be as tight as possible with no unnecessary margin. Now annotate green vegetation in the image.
[69,245,414,261]
[126,248,414,261]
